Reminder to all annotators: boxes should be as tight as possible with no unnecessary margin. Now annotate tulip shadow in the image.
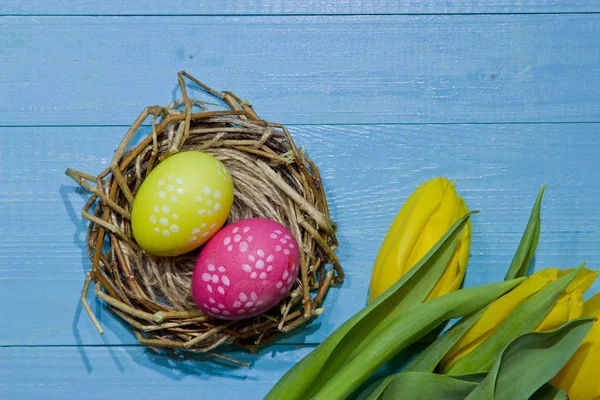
[527,255,538,276]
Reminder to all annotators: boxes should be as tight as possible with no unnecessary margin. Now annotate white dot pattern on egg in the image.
[131,151,234,256]
[192,218,301,320]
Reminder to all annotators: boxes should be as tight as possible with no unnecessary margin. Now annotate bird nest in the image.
[66,71,343,364]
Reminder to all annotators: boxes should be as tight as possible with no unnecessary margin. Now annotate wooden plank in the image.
[0,345,313,399]
[1,124,598,346]
[2,15,600,126]
[1,0,598,15]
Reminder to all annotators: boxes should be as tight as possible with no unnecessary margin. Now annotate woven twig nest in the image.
[66,72,343,362]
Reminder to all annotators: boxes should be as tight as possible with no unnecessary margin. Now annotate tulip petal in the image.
[427,196,471,300]
[583,292,600,318]
[368,183,423,298]
[369,178,447,300]
[441,268,555,371]
[505,185,545,280]
[551,341,600,399]
[369,177,471,302]
[536,290,585,332]
[448,265,586,375]
[560,267,598,294]
[550,293,600,399]
[465,318,594,400]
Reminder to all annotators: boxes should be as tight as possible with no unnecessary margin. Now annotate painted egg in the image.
[131,151,234,256]
[191,218,300,320]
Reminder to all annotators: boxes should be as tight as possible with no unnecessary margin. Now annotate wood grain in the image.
[2,15,600,126]
[0,345,314,400]
[1,124,598,346]
[1,0,598,15]
[2,7,599,399]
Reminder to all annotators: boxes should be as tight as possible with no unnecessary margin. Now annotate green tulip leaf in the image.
[466,318,594,400]
[449,374,567,399]
[380,372,477,400]
[448,264,585,375]
[355,375,396,400]
[359,310,486,400]
[451,372,488,384]
[265,213,473,400]
[356,372,566,400]
[505,185,546,280]
[313,279,525,400]
[329,212,480,371]
[404,306,488,373]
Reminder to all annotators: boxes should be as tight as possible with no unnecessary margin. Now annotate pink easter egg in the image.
[191,218,300,320]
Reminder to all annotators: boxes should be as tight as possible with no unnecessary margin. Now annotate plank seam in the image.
[2,12,600,17]
[3,121,600,129]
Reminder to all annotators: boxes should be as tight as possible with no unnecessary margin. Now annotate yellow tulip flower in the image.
[368,177,471,302]
[551,292,600,400]
[440,267,598,373]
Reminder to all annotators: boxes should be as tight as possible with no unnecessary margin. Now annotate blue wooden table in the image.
[1,2,599,399]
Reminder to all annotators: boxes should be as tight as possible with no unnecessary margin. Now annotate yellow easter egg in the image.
[131,151,234,256]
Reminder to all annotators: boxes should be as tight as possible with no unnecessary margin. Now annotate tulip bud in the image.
[551,293,600,400]
[368,177,471,302]
[440,267,598,373]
